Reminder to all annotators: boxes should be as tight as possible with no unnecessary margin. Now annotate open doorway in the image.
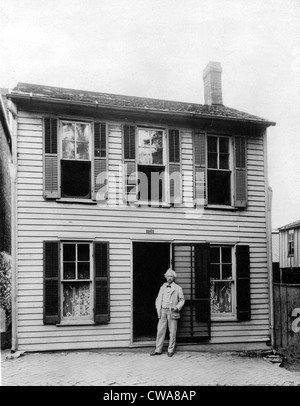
[133,242,170,341]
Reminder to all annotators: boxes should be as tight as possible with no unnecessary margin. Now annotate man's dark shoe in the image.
[150,351,161,356]
[168,352,174,357]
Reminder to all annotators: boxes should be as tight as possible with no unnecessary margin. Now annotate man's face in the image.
[166,272,175,284]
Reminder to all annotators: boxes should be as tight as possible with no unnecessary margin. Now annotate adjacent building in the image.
[277,220,300,283]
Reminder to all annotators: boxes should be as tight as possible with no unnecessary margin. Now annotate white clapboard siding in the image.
[15,111,271,351]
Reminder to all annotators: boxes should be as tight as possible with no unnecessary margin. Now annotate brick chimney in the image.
[203,61,223,105]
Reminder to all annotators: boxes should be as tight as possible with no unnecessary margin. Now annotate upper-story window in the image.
[194,132,247,209]
[123,125,181,206]
[207,135,231,205]
[137,128,166,203]
[43,118,107,201]
[288,229,295,256]
[61,121,92,199]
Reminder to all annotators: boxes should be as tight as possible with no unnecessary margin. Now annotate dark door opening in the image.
[133,242,170,341]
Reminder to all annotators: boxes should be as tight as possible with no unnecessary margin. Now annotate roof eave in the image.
[278,222,300,231]
[7,93,276,127]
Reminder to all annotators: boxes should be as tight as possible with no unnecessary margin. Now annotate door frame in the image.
[130,239,172,345]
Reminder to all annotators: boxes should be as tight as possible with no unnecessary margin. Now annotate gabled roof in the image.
[8,82,276,126]
[278,220,300,231]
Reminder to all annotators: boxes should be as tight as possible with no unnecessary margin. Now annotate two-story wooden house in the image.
[6,61,276,352]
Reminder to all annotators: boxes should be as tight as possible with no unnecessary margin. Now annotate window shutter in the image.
[194,132,207,206]
[94,241,110,323]
[234,136,247,208]
[44,118,59,198]
[236,245,251,321]
[194,243,211,325]
[123,125,136,203]
[168,129,182,205]
[43,241,60,325]
[94,122,107,201]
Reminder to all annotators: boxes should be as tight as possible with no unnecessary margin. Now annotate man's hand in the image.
[171,307,178,312]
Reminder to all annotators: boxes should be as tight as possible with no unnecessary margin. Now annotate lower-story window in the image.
[61,242,93,322]
[43,240,110,325]
[210,246,236,317]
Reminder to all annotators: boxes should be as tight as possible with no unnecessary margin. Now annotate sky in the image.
[1,0,299,230]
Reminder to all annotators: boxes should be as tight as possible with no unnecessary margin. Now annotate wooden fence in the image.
[273,283,300,350]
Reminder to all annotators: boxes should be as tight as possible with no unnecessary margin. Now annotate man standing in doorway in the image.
[150,269,185,357]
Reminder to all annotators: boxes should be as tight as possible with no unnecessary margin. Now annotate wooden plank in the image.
[280,285,288,348]
[287,286,300,348]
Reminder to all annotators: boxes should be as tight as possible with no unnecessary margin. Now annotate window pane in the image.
[63,262,76,280]
[62,123,75,159]
[222,264,232,280]
[210,264,220,280]
[219,153,229,169]
[151,131,162,148]
[152,150,162,165]
[78,244,89,261]
[76,123,90,142]
[210,281,232,313]
[138,147,151,165]
[62,140,75,159]
[208,170,231,205]
[61,160,91,198]
[138,129,150,147]
[151,131,163,164]
[62,123,75,141]
[207,136,217,152]
[152,148,163,165]
[210,247,220,263]
[63,244,76,261]
[208,152,218,168]
[63,283,91,317]
[219,138,229,153]
[76,142,89,160]
[222,247,232,263]
[76,124,90,159]
[78,262,90,279]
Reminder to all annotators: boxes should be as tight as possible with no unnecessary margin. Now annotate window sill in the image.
[56,321,96,326]
[134,201,171,208]
[56,198,97,205]
[211,316,237,322]
[204,205,237,211]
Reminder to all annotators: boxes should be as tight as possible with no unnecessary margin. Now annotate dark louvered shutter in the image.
[194,243,210,325]
[44,118,59,198]
[94,122,107,201]
[168,129,182,205]
[123,125,136,203]
[43,241,60,324]
[94,241,110,323]
[236,245,251,321]
[194,132,207,206]
[234,136,247,208]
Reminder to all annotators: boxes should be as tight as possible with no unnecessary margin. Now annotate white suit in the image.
[154,282,185,354]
